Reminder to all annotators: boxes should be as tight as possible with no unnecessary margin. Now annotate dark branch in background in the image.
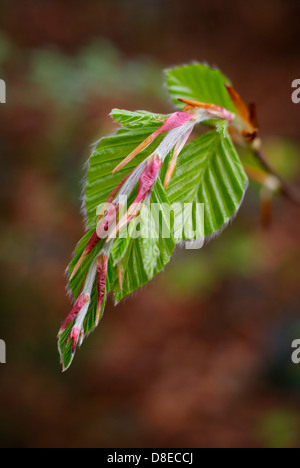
[225,83,300,208]
[253,147,300,207]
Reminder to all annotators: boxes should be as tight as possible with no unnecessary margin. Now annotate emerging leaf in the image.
[167,127,248,238]
[165,63,236,113]
[59,62,254,371]
[110,109,167,129]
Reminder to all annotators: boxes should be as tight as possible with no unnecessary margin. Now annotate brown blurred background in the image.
[0,0,300,448]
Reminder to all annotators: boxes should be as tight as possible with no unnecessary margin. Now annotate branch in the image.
[253,147,300,207]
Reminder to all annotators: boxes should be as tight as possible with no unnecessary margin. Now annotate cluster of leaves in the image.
[59,64,258,370]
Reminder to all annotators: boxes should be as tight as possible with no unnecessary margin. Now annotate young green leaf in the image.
[111,179,176,303]
[167,127,248,238]
[85,127,165,227]
[60,63,253,371]
[110,109,167,129]
[165,63,236,113]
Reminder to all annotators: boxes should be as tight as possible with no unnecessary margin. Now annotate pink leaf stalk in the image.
[108,155,162,240]
[95,253,109,326]
[69,327,81,353]
[112,112,196,173]
[70,204,118,281]
[70,171,132,282]
[96,202,119,238]
[97,173,131,219]
[178,98,234,123]
[163,126,194,189]
[136,155,163,204]
[59,293,89,333]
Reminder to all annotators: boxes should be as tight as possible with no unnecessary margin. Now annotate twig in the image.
[253,147,300,207]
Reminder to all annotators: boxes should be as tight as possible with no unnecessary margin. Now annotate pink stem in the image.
[95,254,109,326]
[107,155,162,241]
[59,293,89,333]
[112,112,195,173]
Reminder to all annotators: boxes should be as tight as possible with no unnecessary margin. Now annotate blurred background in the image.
[0,0,300,448]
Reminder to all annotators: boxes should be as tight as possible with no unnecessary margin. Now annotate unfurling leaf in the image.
[58,62,255,371]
